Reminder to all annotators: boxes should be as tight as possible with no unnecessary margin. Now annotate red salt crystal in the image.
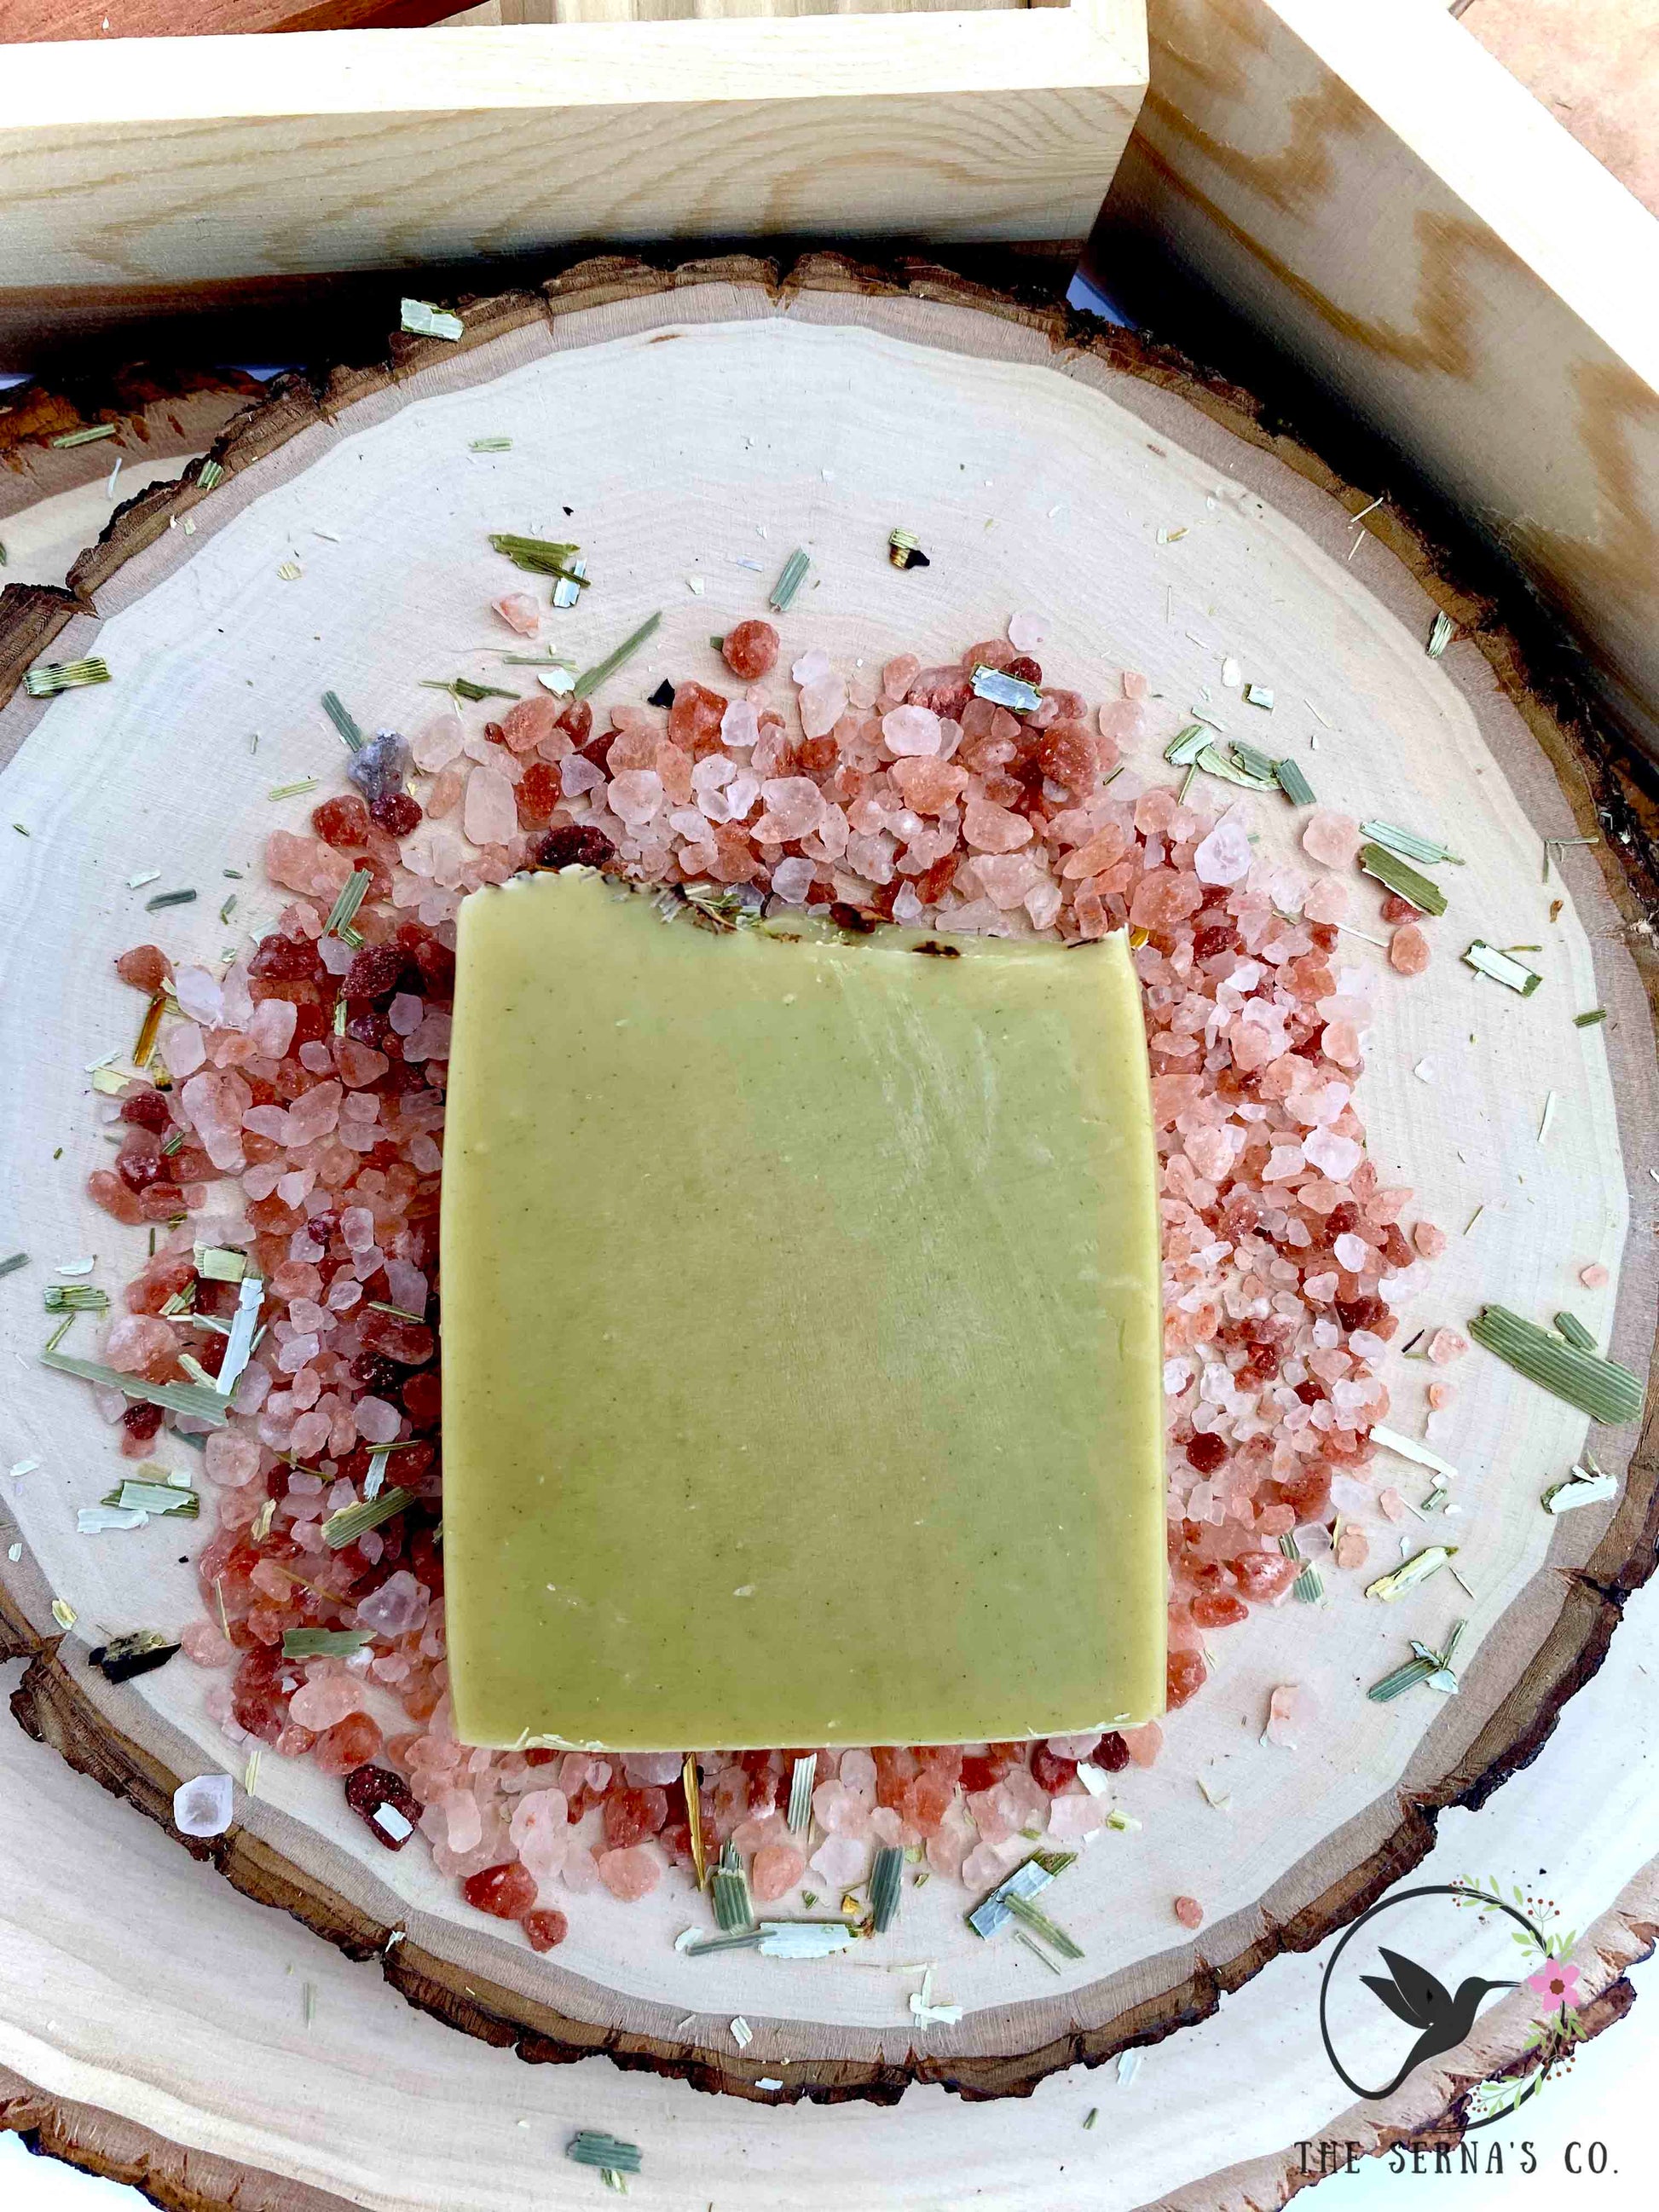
[1028,1742,1077,1794]
[1379,891,1420,924]
[1173,1895,1205,1930]
[513,760,562,828]
[1389,924,1431,976]
[312,795,373,850]
[344,1763,419,1848]
[1091,1731,1130,1774]
[722,620,780,681]
[230,1648,293,1746]
[118,1088,171,1133]
[314,1710,384,1776]
[523,1908,569,1952]
[1006,655,1043,686]
[120,1401,165,1448]
[535,824,616,871]
[357,1309,434,1366]
[249,933,324,984]
[1038,720,1098,796]
[493,696,558,756]
[463,1861,538,1920]
[116,944,172,993]
[1191,1590,1248,1629]
[1230,1551,1297,1603]
[668,681,728,758]
[602,1787,668,1851]
[372,792,421,838]
[1166,1649,1207,1709]
[1185,1431,1227,1474]
[752,1843,806,1903]
[343,943,410,1001]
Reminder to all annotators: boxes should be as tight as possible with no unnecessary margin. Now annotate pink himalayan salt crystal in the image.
[1580,1262,1610,1289]
[1194,814,1253,887]
[882,652,921,698]
[752,1843,806,1903]
[1302,875,1350,924]
[881,705,943,758]
[267,831,354,902]
[104,1314,176,1375]
[1046,1793,1112,1843]
[961,1837,1022,1891]
[440,1789,483,1855]
[926,1826,968,1880]
[1334,1524,1370,1570]
[754,777,824,842]
[607,719,659,771]
[1263,1684,1312,1748]
[1302,808,1362,869]
[288,1672,366,1731]
[463,762,517,847]
[1047,1730,1101,1761]
[1173,1895,1205,1930]
[1426,1328,1468,1366]
[561,1846,600,1894]
[1303,1126,1361,1181]
[1427,1381,1457,1411]
[598,1846,661,1902]
[1061,823,1127,881]
[205,1431,261,1487]
[180,1617,234,1667]
[972,854,1041,910]
[889,757,968,815]
[1379,1487,1409,1522]
[800,678,847,741]
[508,1788,570,1878]
[163,1023,206,1080]
[607,770,665,827]
[962,797,1032,853]
[1122,670,1149,701]
[1413,1221,1448,1260]
[809,1834,867,1888]
[498,696,564,755]
[1097,699,1145,746]
[1390,923,1431,976]
[493,592,540,638]
[1007,610,1048,653]
[1121,1722,1162,1768]
[412,711,465,771]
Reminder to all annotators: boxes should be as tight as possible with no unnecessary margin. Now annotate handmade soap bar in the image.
[442,873,1165,1751]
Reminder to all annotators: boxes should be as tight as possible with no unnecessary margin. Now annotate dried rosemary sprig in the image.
[1470,1304,1642,1424]
[1358,843,1448,916]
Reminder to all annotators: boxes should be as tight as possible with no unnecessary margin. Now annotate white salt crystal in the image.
[174,1772,234,1838]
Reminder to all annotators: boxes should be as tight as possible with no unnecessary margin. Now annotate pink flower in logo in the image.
[1525,1959,1581,2013]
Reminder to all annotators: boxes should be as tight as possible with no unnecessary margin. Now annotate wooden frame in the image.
[1098,0,1659,765]
[0,5,1147,354]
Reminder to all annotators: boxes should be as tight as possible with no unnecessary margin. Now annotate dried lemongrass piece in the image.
[1003,1891,1083,1961]
[1361,817,1464,866]
[786,1753,816,1834]
[573,611,662,701]
[321,869,373,940]
[869,1845,904,1933]
[756,1920,858,1959]
[1426,609,1456,657]
[565,2132,642,2177]
[282,1627,373,1658]
[768,547,811,612]
[1367,1545,1458,1602]
[1471,1303,1641,1423]
[101,1479,199,1518]
[321,1486,413,1551]
[25,656,112,697]
[971,664,1042,713]
[1554,1311,1597,1352]
[1368,1424,1458,1480]
[1359,843,1448,916]
[1463,940,1541,995]
[41,1348,231,1426]
[710,1840,754,1932]
[1274,756,1315,806]
[1542,1464,1619,1514]
[401,297,463,341]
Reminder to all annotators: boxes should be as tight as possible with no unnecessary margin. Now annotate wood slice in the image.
[0,257,1656,2186]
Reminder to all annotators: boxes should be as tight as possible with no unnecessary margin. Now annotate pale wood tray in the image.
[0,256,1656,2201]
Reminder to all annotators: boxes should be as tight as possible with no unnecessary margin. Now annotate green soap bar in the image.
[442,873,1165,1751]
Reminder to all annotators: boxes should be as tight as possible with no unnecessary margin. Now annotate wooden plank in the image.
[1459,0,1659,217]
[1101,0,1659,757]
[0,8,1145,354]
[0,3,461,39]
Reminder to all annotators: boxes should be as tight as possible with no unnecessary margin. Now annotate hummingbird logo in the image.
[1354,1946,1517,2099]
[1319,1882,1545,2128]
